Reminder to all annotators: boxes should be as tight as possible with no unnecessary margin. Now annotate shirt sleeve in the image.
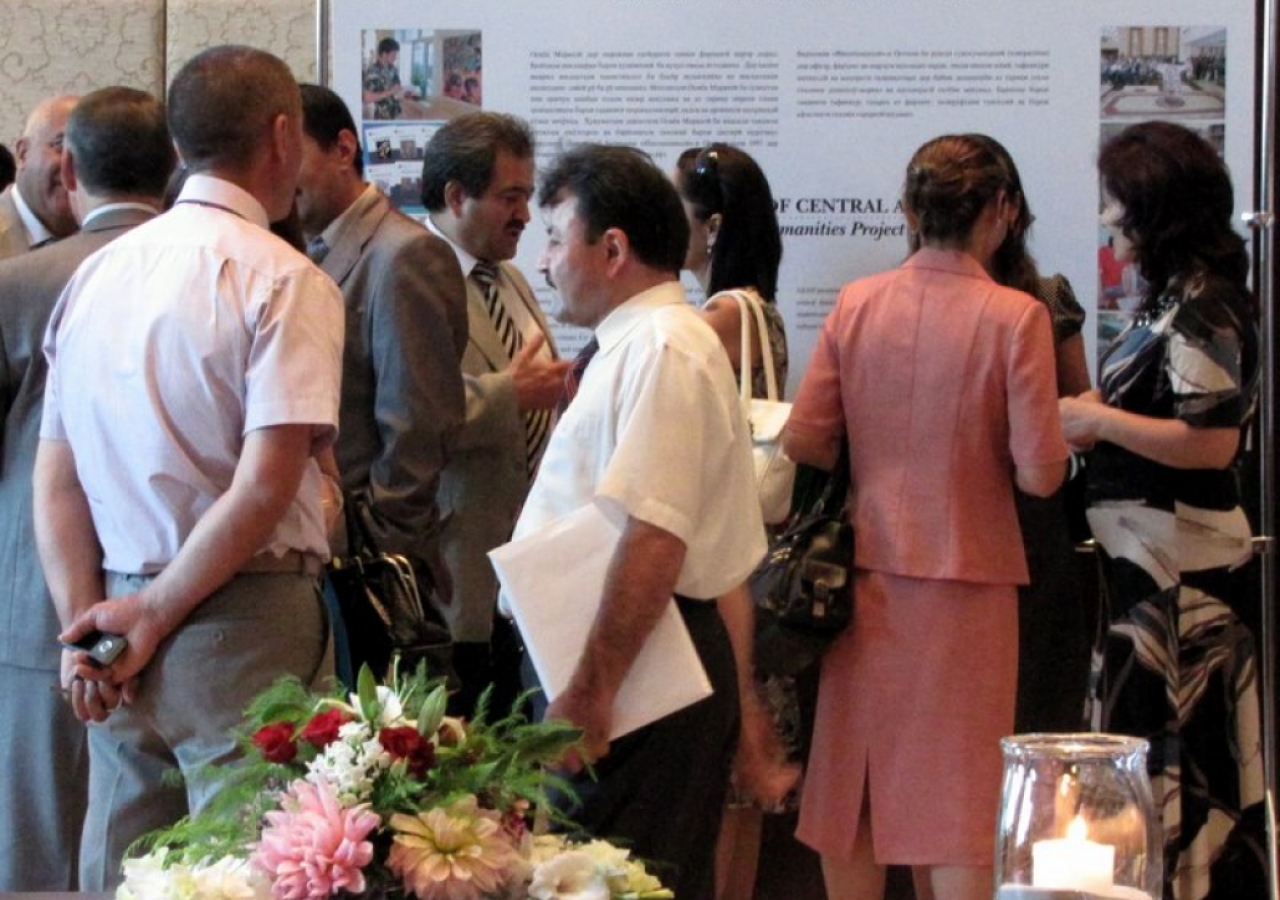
[594,338,744,549]
[786,290,847,441]
[243,264,344,445]
[37,290,69,441]
[1167,284,1254,428]
[1007,301,1070,466]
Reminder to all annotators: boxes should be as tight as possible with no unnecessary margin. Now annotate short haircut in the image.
[1098,120,1248,294]
[676,143,783,301]
[167,45,301,173]
[538,143,688,276]
[902,134,1012,247]
[378,37,400,56]
[0,144,13,190]
[420,112,533,211]
[66,87,175,198]
[300,83,363,178]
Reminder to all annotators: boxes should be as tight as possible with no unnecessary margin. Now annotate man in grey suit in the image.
[0,95,79,261]
[0,86,173,890]
[423,112,571,713]
[295,84,467,658]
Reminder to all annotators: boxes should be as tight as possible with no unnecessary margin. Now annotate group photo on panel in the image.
[0,20,1270,900]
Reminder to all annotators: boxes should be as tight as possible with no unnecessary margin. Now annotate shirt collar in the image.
[176,173,270,228]
[425,214,486,278]
[902,246,995,282]
[593,280,686,355]
[10,184,54,247]
[318,183,380,250]
[81,201,159,229]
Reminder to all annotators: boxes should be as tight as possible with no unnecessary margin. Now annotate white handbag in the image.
[727,290,796,525]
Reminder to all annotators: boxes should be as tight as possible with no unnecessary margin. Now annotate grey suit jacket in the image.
[0,188,30,262]
[0,205,157,670]
[323,190,468,604]
[436,259,558,641]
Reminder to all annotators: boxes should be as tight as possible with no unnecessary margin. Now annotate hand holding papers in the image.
[489,501,712,740]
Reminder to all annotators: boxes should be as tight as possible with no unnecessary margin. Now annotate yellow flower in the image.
[388,796,518,900]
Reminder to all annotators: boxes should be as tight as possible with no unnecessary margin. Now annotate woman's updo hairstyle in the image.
[903,134,1012,247]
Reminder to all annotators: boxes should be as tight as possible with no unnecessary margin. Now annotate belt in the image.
[240,550,325,576]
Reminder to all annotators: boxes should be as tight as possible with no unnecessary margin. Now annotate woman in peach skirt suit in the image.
[782,134,1070,900]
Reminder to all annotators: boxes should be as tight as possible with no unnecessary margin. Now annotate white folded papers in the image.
[488,501,712,739]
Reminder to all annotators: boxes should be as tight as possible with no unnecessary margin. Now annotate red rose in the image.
[300,708,349,748]
[378,725,435,778]
[252,722,297,764]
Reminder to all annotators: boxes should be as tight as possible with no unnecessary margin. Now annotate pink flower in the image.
[388,795,519,900]
[252,779,380,900]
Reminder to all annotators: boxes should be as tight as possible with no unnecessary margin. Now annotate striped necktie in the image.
[471,261,550,474]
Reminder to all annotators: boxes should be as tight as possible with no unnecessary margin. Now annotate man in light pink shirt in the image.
[33,46,343,890]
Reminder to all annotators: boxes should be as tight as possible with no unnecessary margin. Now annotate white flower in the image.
[348,685,405,725]
[527,850,610,900]
[304,720,389,803]
[117,851,271,900]
[186,856,273,900]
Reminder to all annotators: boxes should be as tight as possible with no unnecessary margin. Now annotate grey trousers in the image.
[0,661,89,889]
[79,571,331,890]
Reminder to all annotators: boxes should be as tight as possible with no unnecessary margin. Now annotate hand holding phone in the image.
[61,630,128,667]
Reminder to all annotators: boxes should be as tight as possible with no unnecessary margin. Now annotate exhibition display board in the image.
[327,0,1255,387]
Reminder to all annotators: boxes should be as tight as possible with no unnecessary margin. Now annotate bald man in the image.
[0,95,78,260]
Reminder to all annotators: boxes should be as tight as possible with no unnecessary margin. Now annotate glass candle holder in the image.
[994,733,1160,900]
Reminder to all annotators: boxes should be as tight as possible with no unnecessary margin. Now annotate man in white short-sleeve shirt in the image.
[514,144,765,900]
[33,47,343,890]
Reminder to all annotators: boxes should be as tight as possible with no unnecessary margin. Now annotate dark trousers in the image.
[525,597,739,900]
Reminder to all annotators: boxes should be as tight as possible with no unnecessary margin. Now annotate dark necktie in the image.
[471,261,550,474]
[558,337,599,414]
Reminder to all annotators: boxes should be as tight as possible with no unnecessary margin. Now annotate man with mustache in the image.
[0,95,79,260]
[423,112,570,714]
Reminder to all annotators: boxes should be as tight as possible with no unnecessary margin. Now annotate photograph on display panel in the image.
[359,26,485,218]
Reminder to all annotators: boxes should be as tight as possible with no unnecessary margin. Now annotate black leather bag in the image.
[752,455,854,678]
[322,496,454,688]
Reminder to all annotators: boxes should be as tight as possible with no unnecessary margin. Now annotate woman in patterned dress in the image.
[1059,120,1265,900]
[674,143,797,900]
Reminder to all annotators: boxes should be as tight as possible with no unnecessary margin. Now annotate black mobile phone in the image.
[60,631,128,667]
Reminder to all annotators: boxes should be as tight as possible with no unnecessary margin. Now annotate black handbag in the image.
[322,495,454,688]
[752,453,854,678]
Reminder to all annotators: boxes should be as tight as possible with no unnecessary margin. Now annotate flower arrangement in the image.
[117,664,671,900]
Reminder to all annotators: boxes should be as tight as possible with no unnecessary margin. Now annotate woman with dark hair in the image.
[1060,121,1265,899]
[675,144,788,391]
[673,143,798,900]
[783,134,1068,900]
[939,135,1092,734]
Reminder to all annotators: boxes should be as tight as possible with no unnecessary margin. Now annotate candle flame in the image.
[1067,815,1088,841]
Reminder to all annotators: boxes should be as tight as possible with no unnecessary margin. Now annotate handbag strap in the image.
[340,489,378,559]
[812,441,852,519]
[724,289,779,403]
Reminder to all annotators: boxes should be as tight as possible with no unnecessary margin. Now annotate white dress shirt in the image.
[40,174,344,573]
[512,281,766,601]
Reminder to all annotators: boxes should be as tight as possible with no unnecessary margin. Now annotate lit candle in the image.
[1031,814,1115,893]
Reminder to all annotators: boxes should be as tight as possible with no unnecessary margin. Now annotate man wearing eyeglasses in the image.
[0,95,79,261]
